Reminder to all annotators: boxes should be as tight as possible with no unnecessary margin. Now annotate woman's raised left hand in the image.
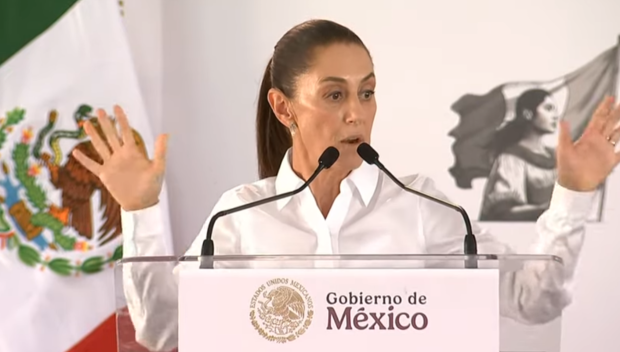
[557,96,620,192]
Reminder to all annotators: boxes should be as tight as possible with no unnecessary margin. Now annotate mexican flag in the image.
[0,0,173,351]
[447,38,619,221]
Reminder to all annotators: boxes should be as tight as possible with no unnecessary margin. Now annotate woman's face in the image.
[273,43,377,171]
[532,95,559,133]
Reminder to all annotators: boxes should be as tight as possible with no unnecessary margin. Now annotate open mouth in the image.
[340,136,362,145]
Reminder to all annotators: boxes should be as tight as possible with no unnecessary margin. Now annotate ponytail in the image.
[256,58,292,179]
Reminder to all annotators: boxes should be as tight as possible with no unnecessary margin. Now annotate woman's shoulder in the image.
[497,152,528,165]
[397,172,433,188]
[501,144,556,169]
[215,176,278,209]
[392,172,452,201]
[386,172,462,218]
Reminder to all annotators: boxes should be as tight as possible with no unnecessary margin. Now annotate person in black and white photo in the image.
[478,88,559,221]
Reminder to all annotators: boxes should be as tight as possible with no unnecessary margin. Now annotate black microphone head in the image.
[357,142,379,165]
[318,146,340,168]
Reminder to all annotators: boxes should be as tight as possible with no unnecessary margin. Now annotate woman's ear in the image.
[523,109,534,120]
[267,88,294,127]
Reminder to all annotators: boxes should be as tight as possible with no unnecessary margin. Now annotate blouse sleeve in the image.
[417,175,594,324]
[120,189,243,351]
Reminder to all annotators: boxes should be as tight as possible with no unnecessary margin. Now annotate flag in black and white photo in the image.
[448,38,619,222]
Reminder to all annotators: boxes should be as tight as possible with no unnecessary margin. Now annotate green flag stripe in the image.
[0,0,80,66]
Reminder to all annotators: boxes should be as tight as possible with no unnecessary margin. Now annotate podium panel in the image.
[115,254,563,352]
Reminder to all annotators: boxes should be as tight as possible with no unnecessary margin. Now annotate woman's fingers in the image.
[602,100,620,136]
[114,105,136,148]
[152,134,169,172]
[590,96,615,133]
[72,149,102,175]
[96,108,122,152]
[83,118,111,161]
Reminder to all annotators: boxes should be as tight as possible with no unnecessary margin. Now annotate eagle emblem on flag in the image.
[0,104,145,275]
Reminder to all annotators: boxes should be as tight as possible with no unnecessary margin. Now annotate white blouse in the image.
[120,149,595,351]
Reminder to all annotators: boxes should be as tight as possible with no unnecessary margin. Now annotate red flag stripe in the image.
[66,307,178,352]
[65,313,117,352]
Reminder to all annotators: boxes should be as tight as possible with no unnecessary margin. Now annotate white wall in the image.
[122,1,620,351]
[122,0,163,136]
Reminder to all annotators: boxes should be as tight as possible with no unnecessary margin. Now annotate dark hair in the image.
[487,88,551,154]
[256,19,370,179]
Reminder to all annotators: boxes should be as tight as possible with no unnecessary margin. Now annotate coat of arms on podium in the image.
[249,277,314,343]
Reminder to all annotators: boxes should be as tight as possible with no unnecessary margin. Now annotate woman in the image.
[479,88,560,221]
[73,20,620,351]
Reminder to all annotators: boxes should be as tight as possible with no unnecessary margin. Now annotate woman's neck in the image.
[311,172,346,217]
[291,147,349,218]
[518,131,547,154]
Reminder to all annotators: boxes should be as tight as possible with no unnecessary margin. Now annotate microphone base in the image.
[199,239,215,269]
[464,234,478,269]
[199,256,214,269]
[464,256,478,269]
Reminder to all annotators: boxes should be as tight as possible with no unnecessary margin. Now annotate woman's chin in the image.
[335,153,364,171]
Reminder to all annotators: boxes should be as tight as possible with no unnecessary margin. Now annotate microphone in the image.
[199,146,340,268]
[356,142,478,269]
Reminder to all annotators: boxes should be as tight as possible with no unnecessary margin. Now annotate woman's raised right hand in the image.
[73,105,168,211]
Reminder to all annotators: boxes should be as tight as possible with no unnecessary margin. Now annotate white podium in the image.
[115,254,564,352]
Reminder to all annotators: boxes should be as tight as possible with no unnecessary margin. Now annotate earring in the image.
[289,122,297,135]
